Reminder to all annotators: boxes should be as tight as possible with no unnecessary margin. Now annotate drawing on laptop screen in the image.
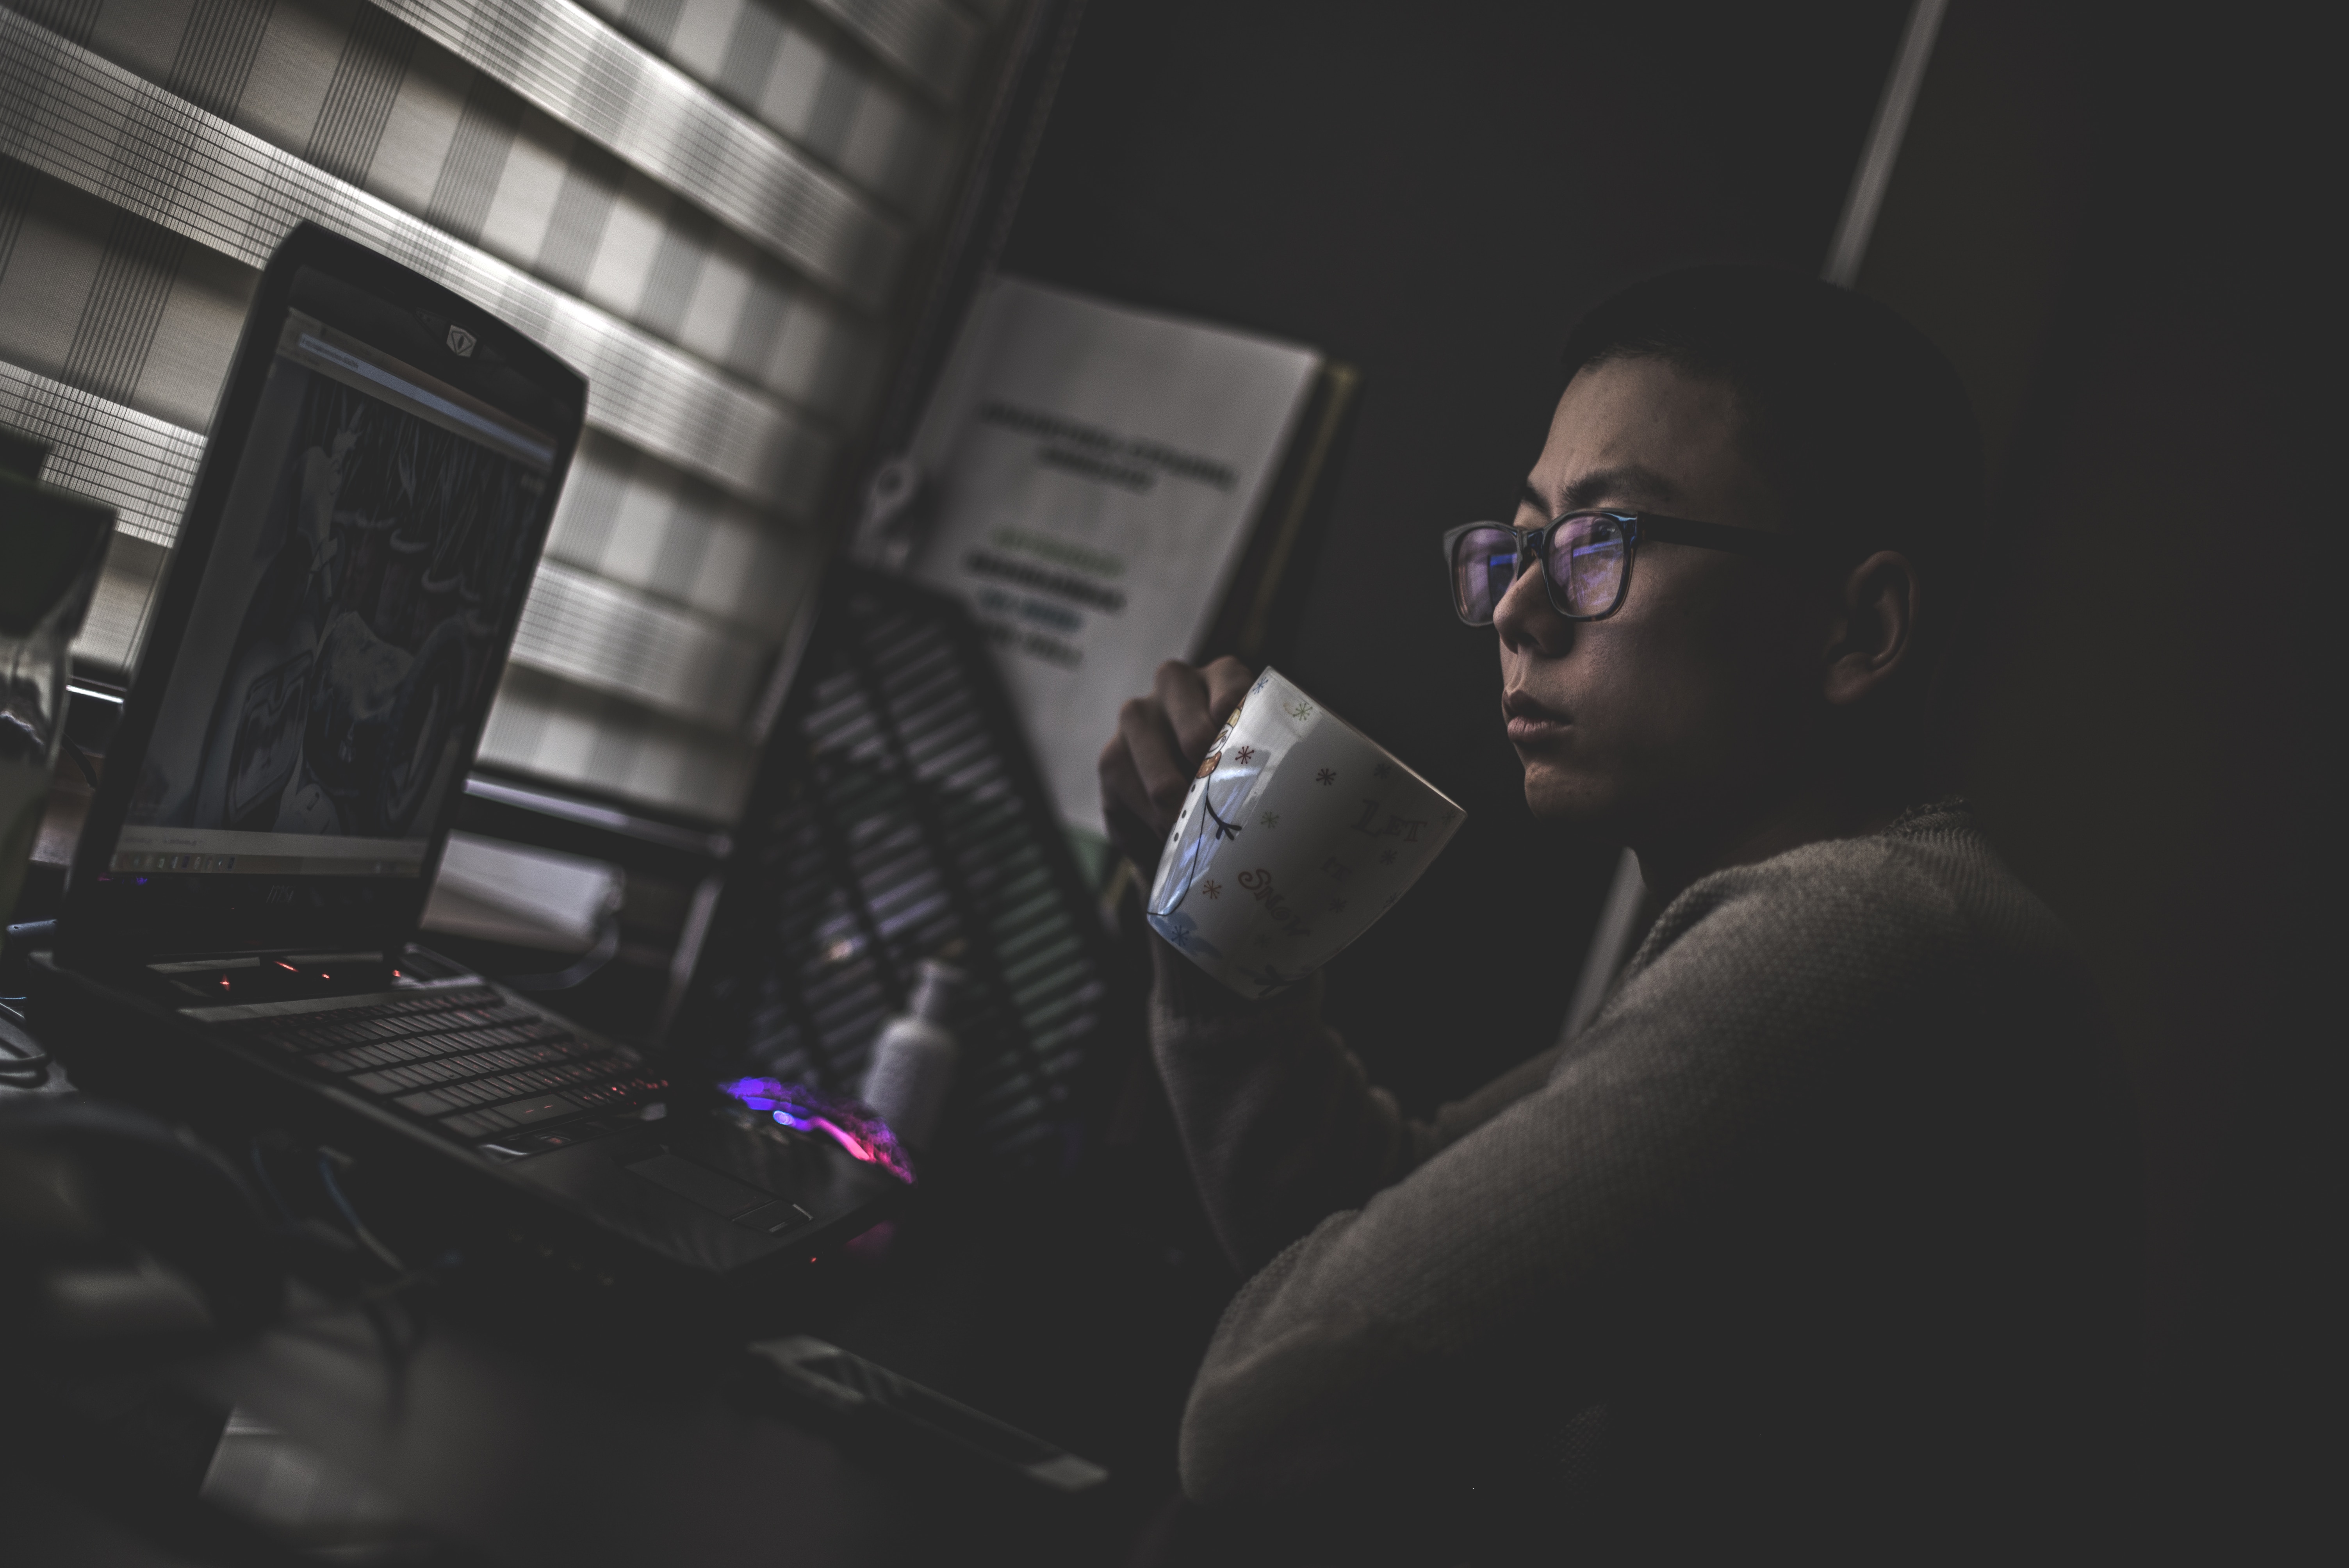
[110,310,554,880]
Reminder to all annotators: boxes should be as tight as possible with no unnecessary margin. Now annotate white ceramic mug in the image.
[1145,668,1465,997]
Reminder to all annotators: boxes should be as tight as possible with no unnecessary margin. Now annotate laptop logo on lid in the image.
[446,325,476,357]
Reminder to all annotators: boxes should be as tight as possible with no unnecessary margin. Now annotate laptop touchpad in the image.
[621,1152,814,1236]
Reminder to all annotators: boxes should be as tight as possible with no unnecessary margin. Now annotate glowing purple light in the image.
[718,1078,914,1183]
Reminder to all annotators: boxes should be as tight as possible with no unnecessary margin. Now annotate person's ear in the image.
[1822,550,1919,706]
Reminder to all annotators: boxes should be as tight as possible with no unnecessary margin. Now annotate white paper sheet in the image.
[909,276,1321,834]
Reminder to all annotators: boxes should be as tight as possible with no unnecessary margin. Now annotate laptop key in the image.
[569,1078,652,1110]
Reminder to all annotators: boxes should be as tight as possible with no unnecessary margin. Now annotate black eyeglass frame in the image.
[1440,510,1818,626]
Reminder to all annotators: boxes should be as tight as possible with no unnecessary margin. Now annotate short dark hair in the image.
[1559,267,1983,586]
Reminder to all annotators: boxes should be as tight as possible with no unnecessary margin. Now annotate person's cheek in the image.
[1693,593,1807,782]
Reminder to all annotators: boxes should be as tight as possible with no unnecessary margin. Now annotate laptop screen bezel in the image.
[57,223,587,965]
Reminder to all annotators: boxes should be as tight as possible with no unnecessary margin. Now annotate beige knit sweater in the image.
[1149,800,2132,1556]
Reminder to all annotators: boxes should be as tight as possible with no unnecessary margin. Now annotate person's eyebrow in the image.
[1522,465,1685,518]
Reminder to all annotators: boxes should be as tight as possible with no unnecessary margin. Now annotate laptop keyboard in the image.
[224,987,667,1142]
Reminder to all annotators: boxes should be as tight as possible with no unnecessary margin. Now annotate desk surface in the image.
[2,1080,1224,1568]
[176,1290,921,1565]
[3,898,1224,1568]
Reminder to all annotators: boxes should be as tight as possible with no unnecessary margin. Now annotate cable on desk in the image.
[0,998,51,1088]
[278,1251,461,1329]
[317,1149,407,1276]
[299,1147,462,1383]
[247,1139,300,1226]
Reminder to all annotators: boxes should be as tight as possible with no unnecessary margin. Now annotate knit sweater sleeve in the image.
[1148,940,1566,1274]
[1154,834,1975,1507]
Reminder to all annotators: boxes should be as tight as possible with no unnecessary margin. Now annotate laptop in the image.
[33,224,904,1307]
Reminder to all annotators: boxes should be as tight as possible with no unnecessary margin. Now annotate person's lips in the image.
[1503,688,1570,745]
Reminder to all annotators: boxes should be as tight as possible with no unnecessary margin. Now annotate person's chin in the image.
[1518,750,1614,826]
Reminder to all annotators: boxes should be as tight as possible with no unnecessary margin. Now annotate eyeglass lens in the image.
[1550,513,1628,617]
[1452,526,1519,624]
[1451,516,1631,624]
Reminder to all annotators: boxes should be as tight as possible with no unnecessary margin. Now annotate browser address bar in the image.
[297,334,555,468]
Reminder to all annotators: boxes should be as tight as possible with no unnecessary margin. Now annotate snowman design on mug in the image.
[1148,696,1263,959]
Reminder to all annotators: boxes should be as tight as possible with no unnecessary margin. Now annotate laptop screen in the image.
[103,307,552,881]
[63,233,581,959]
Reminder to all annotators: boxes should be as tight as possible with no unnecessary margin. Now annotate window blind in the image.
[0,0,1011,824]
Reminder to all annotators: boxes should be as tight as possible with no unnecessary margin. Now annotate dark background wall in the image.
[1000,0,1913,1113]
[1859,1,2326,1542]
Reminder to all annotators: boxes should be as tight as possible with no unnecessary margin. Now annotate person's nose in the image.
[1493,544,1572,657]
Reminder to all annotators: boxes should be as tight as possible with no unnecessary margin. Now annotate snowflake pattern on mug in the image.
[1234,745,1255,763]
[1287,700,1314,720]
[1379,849,1397,866]
[1315,768,1335,786]
[1201,879,1221,900]
[1259,811,1281,829]
[1372,762,1392,779]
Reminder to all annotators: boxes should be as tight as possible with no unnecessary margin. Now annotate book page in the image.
[909,276,1321,835]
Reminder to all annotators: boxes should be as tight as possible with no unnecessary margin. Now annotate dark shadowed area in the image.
[1854,1,2324,1546]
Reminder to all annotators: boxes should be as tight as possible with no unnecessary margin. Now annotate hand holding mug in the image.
[1097,656,1256,877]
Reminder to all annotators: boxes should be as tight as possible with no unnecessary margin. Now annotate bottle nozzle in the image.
[909,958,964,1024]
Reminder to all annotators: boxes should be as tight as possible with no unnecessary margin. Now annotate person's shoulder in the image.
[1636,798,2073,984]
[1572,802,2098,1083]
[1864,796,2077,963]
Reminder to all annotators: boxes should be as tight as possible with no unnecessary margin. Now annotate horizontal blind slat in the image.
[365,0,905,298]
[480,664,754,820]
[510,559,771,724]
[0,5,828,509]
[806,0,980,102]
[0,357,202,549]
[566,0,952,217]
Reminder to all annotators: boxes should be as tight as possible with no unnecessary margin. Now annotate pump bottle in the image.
[856,959,963,1151]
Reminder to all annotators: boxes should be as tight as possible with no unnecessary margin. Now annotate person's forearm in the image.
[1150,939,1412,1271]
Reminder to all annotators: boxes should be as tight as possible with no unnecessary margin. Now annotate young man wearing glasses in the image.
[1101,268,2133,1560]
